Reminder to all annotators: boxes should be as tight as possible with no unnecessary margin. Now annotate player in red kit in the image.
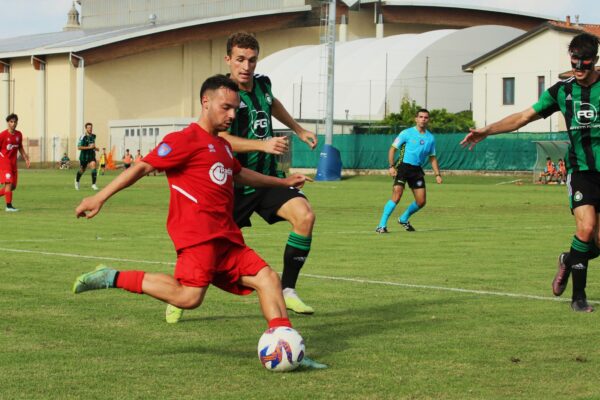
[0,114,30,212]
[71,75,326,369]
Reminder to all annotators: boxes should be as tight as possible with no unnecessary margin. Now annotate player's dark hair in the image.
[85,122,93,128]
[569,33,599,58]
[6,113,18,122]
[226,32,259,56]
[416,108,429,116]
[200,74,239,99]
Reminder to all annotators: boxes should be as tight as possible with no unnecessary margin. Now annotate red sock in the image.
[5,191,12,204]
[268,317,292,328]
[115,271,145,294]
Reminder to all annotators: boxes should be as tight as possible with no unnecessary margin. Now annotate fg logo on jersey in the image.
[249,110,271,138]
[574,101,598,125]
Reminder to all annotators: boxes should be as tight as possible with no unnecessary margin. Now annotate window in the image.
[503,77,515,105]
[537,76,545,98]
[125,129,129,137]
[137,129,140,137]
[142,128,147,136]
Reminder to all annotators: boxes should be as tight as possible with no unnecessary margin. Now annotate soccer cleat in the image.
[284,290,314,314]
[74,180,80,190]
[398,220,416,231]
[5,206,19,212]
[375,227,389,234]
[72,264,117,294]
[571,298,594,313]
[552,252,571,296]
[91,184,99,191]
[300,356,328,369]
[165,304,184,324]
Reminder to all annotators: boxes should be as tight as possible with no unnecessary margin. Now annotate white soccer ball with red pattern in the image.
[257,327,305,372]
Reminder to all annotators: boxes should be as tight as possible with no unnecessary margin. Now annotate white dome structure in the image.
[257,25,523,127]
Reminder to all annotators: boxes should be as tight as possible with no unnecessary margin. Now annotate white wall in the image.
[471,29,575,132]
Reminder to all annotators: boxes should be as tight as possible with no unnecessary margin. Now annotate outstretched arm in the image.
[75,161,155,219]
[460,107,541,150]
[272,97,317,150]
[218,131,289,155]
[234,167,312,189]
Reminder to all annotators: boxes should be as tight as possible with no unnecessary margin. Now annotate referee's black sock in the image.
[566,235,590,300]
[91,169,97,184]
[281,232,311,289]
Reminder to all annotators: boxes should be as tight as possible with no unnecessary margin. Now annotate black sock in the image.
[587,240,600,260]
[76,171,82,182]
[91,170,97,184]
[566,236,590,300]
[281,232,311,289]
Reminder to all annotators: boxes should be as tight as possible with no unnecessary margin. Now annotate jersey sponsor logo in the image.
[6,144,19,151]
[157,143,172,157]
[574,101,598,125]
[250,110,271,138]
[209,162,233,185]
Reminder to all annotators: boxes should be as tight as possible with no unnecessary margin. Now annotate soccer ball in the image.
[257,326,305,372]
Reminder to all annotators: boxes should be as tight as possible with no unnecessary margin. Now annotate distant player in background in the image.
[165,32,318,323]
[461,33,600,312]
[557,158,567,184]
[539,157,557,184]
[376,109,443,233]
[75,122,99,191]
[134,149,143,164]
[71,75,325,369]
[0,113,30,211]
[99,148,107,175]
[122,149,133,169]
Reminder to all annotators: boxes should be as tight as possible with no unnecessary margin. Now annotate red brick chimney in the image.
[566,15,571,26]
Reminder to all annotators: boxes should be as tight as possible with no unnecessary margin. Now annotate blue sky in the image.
[0,0,599,39]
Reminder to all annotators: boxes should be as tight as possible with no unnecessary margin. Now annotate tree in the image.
[381,96,474,133]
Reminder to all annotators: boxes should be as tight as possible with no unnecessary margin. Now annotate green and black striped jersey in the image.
[78,133,96,163]
[229,74,284,193]
[533,76,600,173]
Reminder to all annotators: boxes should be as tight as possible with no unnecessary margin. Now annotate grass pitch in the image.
[0,170,598,399]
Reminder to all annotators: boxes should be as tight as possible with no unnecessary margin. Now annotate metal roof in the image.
[0,6,311,59]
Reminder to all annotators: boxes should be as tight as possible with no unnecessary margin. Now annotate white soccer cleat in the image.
[5,206,19,212]
[74,180,80,190]
[91,184,99,191]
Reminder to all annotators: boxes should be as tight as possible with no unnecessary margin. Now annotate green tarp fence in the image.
[290,132,570,171]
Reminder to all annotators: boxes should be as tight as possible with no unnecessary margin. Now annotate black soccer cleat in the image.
[398,220,415,232]
[552,252,571,296]
[571,298,594,313]
[375,227,389,234]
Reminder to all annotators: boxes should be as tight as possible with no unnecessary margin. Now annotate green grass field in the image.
[1,169,599,399]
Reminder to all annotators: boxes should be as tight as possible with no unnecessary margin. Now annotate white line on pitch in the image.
[2,246,595,305]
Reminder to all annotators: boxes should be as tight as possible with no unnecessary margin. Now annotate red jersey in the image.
[143,123,243,251]
[0,129,23,169]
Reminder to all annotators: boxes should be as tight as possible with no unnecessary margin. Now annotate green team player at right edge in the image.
[461,33,600,312]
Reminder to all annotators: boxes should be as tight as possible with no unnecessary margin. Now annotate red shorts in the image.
[0,167,17,189]
[174,239,268,295]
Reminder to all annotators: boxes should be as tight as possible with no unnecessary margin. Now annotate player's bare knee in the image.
[576,225,595,242]
[417,200,426,208]
[257,267,282,290]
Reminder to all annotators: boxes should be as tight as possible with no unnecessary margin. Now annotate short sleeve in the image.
[391,131,406,149]
[143,132,192,171]
[532,83,561,119]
